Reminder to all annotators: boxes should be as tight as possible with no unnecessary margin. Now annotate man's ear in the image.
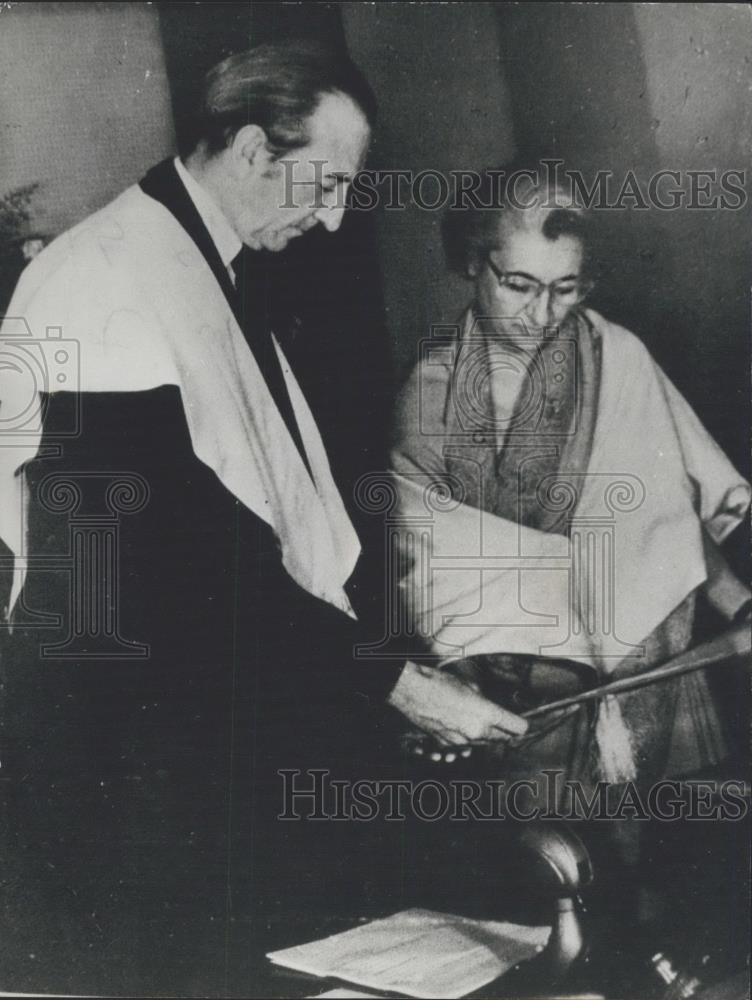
[229,124,271,177]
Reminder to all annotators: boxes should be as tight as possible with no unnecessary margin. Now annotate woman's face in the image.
[471,225,585,335]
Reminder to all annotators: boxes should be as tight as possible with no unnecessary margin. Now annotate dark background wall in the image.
[495,2,751,475]
[1,1,749,477]
[343,2,516,378]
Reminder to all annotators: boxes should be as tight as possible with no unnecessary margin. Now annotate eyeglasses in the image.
[486,258,592,308]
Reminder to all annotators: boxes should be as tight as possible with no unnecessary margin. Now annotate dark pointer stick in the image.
[522,621,750,721]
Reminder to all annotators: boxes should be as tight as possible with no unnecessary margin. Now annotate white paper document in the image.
[267,908,551,999]
[306,991,386,999]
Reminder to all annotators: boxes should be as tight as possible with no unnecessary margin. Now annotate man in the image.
[0,42,520,995]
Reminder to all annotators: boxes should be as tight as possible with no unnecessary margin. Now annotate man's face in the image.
[231,91,370,253]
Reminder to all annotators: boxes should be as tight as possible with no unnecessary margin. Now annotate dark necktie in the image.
[231,247,313,480]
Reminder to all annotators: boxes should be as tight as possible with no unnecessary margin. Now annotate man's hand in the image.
[388,660,529,748]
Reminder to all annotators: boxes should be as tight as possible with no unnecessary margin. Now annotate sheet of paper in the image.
[268,908,550,999]
[306,990,386,999]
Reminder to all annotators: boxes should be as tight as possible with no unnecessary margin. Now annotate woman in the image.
[390,167,749,803]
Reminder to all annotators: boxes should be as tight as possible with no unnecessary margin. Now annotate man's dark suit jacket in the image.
[0,160,403,996]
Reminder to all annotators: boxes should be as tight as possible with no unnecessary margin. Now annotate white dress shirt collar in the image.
[173,156,242,277]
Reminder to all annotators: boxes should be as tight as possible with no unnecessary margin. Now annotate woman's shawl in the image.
[392,307,749,673]
[391,308,749,783]
[0,184,360,618]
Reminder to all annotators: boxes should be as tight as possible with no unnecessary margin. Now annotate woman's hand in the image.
[388,660,528,760]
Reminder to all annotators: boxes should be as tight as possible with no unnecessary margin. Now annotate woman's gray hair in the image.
[443,164,592,278]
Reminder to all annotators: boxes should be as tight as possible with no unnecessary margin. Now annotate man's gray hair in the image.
[187,39,377,158]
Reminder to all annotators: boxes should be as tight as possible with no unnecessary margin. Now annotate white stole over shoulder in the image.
[0,184,360,618]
